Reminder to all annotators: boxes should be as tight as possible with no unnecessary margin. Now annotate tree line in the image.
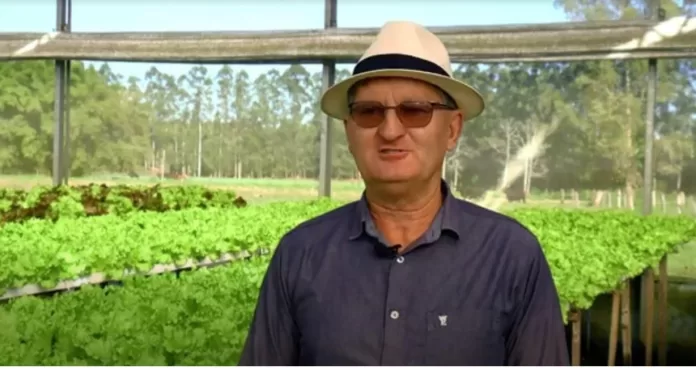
[1,0,695,198]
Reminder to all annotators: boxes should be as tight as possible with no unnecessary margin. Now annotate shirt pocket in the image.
[424,308,504,366]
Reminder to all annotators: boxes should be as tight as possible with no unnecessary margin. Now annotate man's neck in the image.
[365,179,444,248]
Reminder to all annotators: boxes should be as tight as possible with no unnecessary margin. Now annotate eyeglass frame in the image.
[347,100,458,129]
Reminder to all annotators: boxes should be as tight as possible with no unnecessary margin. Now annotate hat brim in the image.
[320,69,485,122]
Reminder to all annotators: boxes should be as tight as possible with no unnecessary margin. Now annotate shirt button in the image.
[390,310,400,320]
[396,256,405,264]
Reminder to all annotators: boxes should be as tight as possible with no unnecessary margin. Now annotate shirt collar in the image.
[349,179,461,241]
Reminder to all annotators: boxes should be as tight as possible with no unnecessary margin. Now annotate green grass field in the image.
[2,173,694,280]
[0,174,366,203]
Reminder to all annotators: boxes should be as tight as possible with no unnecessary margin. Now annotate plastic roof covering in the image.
[1,17,695,63]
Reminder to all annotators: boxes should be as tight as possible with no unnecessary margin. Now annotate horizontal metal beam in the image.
[1,17,695,64]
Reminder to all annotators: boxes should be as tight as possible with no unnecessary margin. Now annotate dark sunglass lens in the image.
[397,103,433,127]
[351,103,385,128]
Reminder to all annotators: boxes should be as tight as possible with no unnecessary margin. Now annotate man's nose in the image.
[376,108,406,141]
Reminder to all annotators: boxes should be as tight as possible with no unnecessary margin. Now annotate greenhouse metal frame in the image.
[1,0,696,366]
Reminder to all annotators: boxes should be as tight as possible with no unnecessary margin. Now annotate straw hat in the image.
[320,20,485,122]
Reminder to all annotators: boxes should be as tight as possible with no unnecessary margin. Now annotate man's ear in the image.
[447,111,463,150]
[344,120,355,155]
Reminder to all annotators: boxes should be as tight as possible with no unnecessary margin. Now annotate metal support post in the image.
[642,2,661,215]
[638,0,664,358]
[318,0,337,197]
[52,0,72,186]
[63,0,72,184]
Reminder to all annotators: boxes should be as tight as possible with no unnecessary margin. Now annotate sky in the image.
[0,0,571,80]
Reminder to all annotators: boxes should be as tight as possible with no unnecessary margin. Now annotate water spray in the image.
[472,125,553,212]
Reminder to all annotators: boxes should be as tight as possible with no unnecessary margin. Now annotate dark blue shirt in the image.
[239,181,569,366]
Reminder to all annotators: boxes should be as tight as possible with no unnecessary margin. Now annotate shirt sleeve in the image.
[238,238,300,366]
[505,236,570,366]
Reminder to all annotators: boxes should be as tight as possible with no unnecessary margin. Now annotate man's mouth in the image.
[380,148,407,154]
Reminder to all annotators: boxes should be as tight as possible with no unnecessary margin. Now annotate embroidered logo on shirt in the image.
[438,315,448,327]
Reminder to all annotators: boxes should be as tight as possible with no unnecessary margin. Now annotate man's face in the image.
[344,77,463,185]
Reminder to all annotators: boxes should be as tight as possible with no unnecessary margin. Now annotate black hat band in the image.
[352,53,451,77]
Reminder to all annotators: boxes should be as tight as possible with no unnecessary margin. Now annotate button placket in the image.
[381,257,410,365]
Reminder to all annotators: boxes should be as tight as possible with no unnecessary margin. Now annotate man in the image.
[239,20,569,366]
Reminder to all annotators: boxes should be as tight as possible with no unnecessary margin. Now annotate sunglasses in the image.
[348,101,456,129]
